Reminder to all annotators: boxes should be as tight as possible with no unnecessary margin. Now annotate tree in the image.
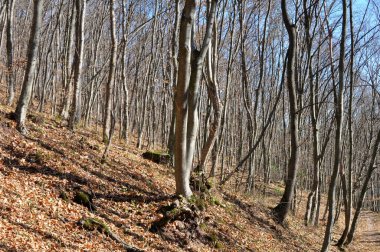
[5,0,15,105]
[174,0,217,197]
[60,0,76,120]
[103,0,117,143]
[69,0,86,130]
[321,0,347,250]
[272,0,299,224]
[14,0,44,134]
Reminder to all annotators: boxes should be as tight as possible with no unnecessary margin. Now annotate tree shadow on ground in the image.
[2,216,78,250]
[222,192,308,251]
[0,243,17,252]
[2,142,169,205]
[94,192,173,204]
[23,132,166,197]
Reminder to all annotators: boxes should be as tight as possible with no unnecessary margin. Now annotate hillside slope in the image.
[0,104,373,251]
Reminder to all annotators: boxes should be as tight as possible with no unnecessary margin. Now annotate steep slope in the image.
[0,104,373,251]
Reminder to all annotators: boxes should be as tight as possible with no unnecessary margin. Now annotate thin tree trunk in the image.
[272,0,299,224]
[15,0,44,134]
[174,0,216,197]
[103,0,117,143]
[321,0,347,250]
[6,0,15,105]
[337,0,355,245]
[69,0,86,129]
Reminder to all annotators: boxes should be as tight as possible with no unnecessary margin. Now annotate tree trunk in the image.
[337,0,355,245]
[167,0,180,156]
[6,0,15,105]
[103,0,117,143]
[174,0,216,197]
[60,1,76,120]
[272,0,299,224]
[321,0,347,250]
[15,0,44,134]
[69,0,86,130]
[197,24,221,176]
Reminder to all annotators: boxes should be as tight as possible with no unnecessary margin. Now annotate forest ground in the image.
[0,102,378,251]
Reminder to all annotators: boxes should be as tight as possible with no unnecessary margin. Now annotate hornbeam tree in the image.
[322,0,347,250]
[69,0,86,130]
[272,0,299,224]
[14,0,44,134]
[174,0,217,197]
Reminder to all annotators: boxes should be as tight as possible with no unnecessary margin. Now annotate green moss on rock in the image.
[79,218,110,234]
[142,150,171,164]
[73,190,96,212]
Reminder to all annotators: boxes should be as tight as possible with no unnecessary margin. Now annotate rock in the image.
[174,220,185,230]
[59,190,69,201]
[78,217,110,234]
[73,190,96,212]
[149,198,200,233]
[142,151,171,165]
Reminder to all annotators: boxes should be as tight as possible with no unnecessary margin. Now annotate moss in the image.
[54,115,62,123]
[28,114,44,124]
[59,190,69,201]
[210,196,220,206]
[149,150,168,155]
[80,218,110,234]
[199,222,207,231]
[73,190,96,212]
[142,150,171,164]
[188,195,207,211]
[76,191,90,202]
[26,151,44,164]
[209,232,224,249]
[206,177,216,189]
[215,240,224,249]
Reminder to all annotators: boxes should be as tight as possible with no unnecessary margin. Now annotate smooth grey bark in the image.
[103,0,117,143]
[174,0,216,197]
[120,0,133,141]
[185,0,217,185]
[60,0,76,120]
[237,0,255,191]
[321,0,347,250]
[211,2,238,178]
[272,0,299,224]
[5,0,15,105]
[15,0,44,134]
[69,0,86,130]
[167,0,181,156]
[174,0,196,197]
[197,23,221,176]
[303,0,322,227]
[0,2,5,48]
[337,0,355,245]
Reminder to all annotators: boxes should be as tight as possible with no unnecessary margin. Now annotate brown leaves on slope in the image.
[0,104,370,252]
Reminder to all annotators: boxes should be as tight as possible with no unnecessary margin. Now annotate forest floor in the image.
[354,211,380,251]
[0,103,378,251]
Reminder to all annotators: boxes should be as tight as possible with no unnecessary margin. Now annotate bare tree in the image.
[5,0,15,105]
[174,0,217,197]
[14,0,44,134]
[272,0,299,224]
[322,0,347,250]
[69,0,86,129]
[103,0,117,143]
